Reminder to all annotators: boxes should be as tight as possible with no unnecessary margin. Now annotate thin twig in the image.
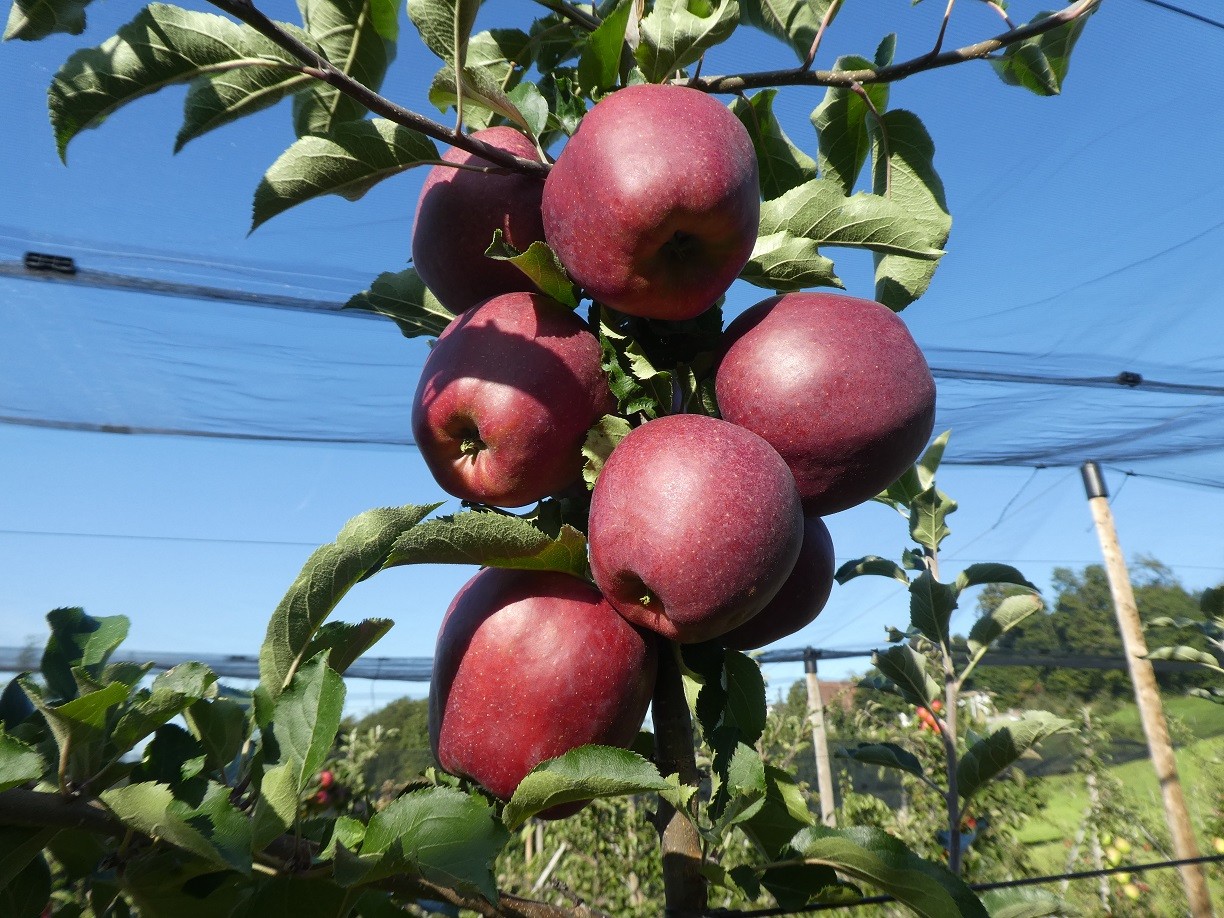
[801,0,842,71]
[929,0,958,59]
[849,81,889,196]
[686,0,1100,93]
[533,0,600,31]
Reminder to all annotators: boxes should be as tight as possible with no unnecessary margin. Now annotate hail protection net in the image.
[4,0,1224,489]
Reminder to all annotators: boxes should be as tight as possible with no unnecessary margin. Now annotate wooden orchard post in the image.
[804,650,837,827]
[1080,461,1214,917]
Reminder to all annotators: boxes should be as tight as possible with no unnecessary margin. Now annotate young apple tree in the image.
[1,0,1101,915]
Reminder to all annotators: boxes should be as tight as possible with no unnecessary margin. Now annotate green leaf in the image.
[483,232,578,307]
[184,697,249,773]
[21,678,130,785]
[240,876,351,918]
[598,318,666,418]
[812,55,889,195]
[41,607,129,701]
[956,712,1071,800]
[991,11,1091,97]
[874,465,923,512]
[789,825,988,918]
[721,650,768,747]
[730,89,818,201]
[101,781,251,872]
[577,0,632,94]
[582,414,632,490]
[980,887,1067,918]
[737,763,815,859]
[304,619,394,675]
[259,504,440,697]
[967,594,1044,656]
[759,178,945,260]
[909,571,958,647]
[4,0,90,41]
[292,0,397,137]
[836,742,925,780]
[428,62,533,133]
[916,429,950,489]
[48,5,313,161]
[503,746,689,829]
[636,0,739,83]
[740,232,841,293]
[130,723,208,793]
[1200,585,1223,618]
[382,510,590,579]
[0,853,50,918]
[252,118,439,230]
[0,729,43,791]
[0,827,58,891]
[269,652,345,794]
[834,555,910,586]
[344,268,456,339]
[176,64,313,153]
[355,787,508,901]
[505,81,549,140]
[869,110,951,310]
[871,645,938,708]
[955,564,1036,595]
[909,485,957,552]
[1146,645,1224,674]
[0,679,35,730]
[738,0,836,62]
[111,663,219,756]
[409,0,483,127]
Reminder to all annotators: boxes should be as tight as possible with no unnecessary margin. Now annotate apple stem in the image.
[651,644,707,916]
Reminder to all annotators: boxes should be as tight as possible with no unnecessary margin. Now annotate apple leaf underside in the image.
[955,712,1072,801]
[636,0,739,84]
[3,0,90,40]
[344,268,456,339]
[737,0,838,63]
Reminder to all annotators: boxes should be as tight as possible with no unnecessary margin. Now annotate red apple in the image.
[411,126,547,313]
[720,516,835,650]
[716,292,936,516]
[411,291,614,507]
[542,84,759,321]
[588,414,803,643]
[429,568,657,816]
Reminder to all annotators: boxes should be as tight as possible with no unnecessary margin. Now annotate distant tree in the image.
[347,695,433,790]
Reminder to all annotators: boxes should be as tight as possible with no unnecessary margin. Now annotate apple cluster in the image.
[410,85,936,813]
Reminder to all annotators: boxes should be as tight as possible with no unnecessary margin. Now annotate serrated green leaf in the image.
[184,697,249,773]
[111,663,219,755]
[0,729,43,792]
[812,55,889,195]
[957,712,1071,800]
[909,571,958,647]
[955,564,1036,596]
[834,555,910,586]
[722,650,767,746]
[177,66,313,153]
[292,0,397,137]
[428,62,532,133]
[382,511,590,579]
[759,178,945,262]
[252,118,438,230]
[259,505,440,697]
[577,0,632,93]
[992,11,1090,97]
[730,89,818,201]
[738,0,835,62]
[967,594,1044,656]
[872,645,938,708]
[0,827,58,891]
[304,618,394,675]
[740,232,841,293]
[240,876,350,918]
[21,678,129,786]
[483,232,578,307]
[49,5,314,161]
[505,81,548,139]
[915,429,950,489]
[427,28,530,131]
[101,781,251,872]
[637,0,739,82]
[504,746,688,828]
[270,652,345,794]
[738,763,815,859]
[357,787,507,901]
[836,742,925,779]
[0,852,50,918]
[710,742,768,829]
[344,268,456,339]
[869,110,950,310]
[4,0,90,40]
[789,825,988,917]
[1146,645,1224,674]
[598,318,665,418]
[909,485,956,552]
[582,414,632,490]
[41,607,129,702]
[409,0,484,128]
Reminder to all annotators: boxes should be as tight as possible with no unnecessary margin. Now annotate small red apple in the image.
[720,515,835,650]
[542,84,759,321]
[588,414,803,643]
[429,568,657,817]
[411,292,614,507]
[318,770,334,789]
[412,126,547,313]
[716,292,936,516]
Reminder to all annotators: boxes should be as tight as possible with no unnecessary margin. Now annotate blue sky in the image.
[4,0,1224,712]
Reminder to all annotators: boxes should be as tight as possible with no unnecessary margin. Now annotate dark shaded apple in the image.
[588,414,803,643]
[429,567,658,817]
[411,291,614,507]
[716,292,936,516]
[720,515,835,650]
[411,126,547,313]
[542,84,759,321]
